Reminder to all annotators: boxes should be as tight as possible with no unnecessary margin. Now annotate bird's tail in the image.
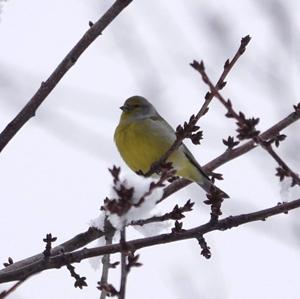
[198,177,229,199]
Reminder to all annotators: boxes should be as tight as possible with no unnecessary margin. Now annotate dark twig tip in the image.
[97,282,118,296]
[204,186,229,222]
[110,261,120,269]
[190,60,205,72]
[108,166,121,184]
[241,35,251,45]
[74,277,88,289]
[240,35,251,54]
[293,103,300,113]
[172,221,185,233]
[43,233,57,258]
[66,263,88,289]
[236,115,260,140]
[209,172,224,184]
[199,60,205,70]
[270,134,287,148]
[197,236,211,259]
[223,136,240,149]
[205,92,211,100]
[217,81,227,90]
[3,257,14,268]
[224,59,230,69]
[275,166,289,182]
[190,130,203,145]
[169,200,194,220]
[127,252,142,272]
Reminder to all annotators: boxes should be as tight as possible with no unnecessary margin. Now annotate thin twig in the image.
[194,63,300,187]
[0,227,104,278]
[1,198,300,283]
[144,35,251,177]
[259,141,300,186]
[197,235,211,259]
[65,263,87,289]
[162,107,300,201]
[129,214,174,226]
[43,233,57,258]
[100,219,115,299]
[191,35,251,91]
[0,0,133,153]
[130,200,194,226]
[119,228,127,299]
[0,279,26,299]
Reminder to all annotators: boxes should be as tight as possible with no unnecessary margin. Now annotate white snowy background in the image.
[0,0,300,298]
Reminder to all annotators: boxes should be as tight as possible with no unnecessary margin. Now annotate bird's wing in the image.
[149,115,177,142]
[150,114,210,181]
[181,144,210,181]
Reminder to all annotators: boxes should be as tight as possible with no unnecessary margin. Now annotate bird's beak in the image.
[120,105,130,112]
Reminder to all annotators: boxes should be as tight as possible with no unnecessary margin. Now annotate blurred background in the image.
[0,0,300,298]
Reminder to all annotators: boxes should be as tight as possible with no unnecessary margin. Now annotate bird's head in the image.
[119,96,157,121]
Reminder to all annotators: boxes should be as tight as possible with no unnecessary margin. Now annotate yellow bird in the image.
[114,96,228,197]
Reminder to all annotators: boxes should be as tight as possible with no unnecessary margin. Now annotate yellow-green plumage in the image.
[114,96,229,197]
[115,119,172,173]
[115,117,201,183]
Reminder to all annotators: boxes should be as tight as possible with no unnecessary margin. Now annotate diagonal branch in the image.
[162,107,300,201]
[260,142,300,186]
[192,63,300,187]
[0,278,27,299]
[0,0,133,153]
[144,35,251,176]
[1,198,300,283]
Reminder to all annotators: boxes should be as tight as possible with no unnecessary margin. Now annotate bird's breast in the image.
[114,119,175,173]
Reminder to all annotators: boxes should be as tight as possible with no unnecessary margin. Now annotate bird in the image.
[114,95,229,198]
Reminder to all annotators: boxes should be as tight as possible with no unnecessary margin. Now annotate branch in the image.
[192,62,300,187]
[119,228,127,299]
[261,142,300,186]
[161,108,300,201]
[65,263,87,289]
[99,220,115,299]
[130,200,194,226]
[144,35,251,176]
[0,0,133,153]
[1,198,299,283]
[0,279,27,299]
[0,227,103,278]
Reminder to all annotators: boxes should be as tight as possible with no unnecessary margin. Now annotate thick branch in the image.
[0,0,133,153]
[1,198,299,283]
[0,227,104,277]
